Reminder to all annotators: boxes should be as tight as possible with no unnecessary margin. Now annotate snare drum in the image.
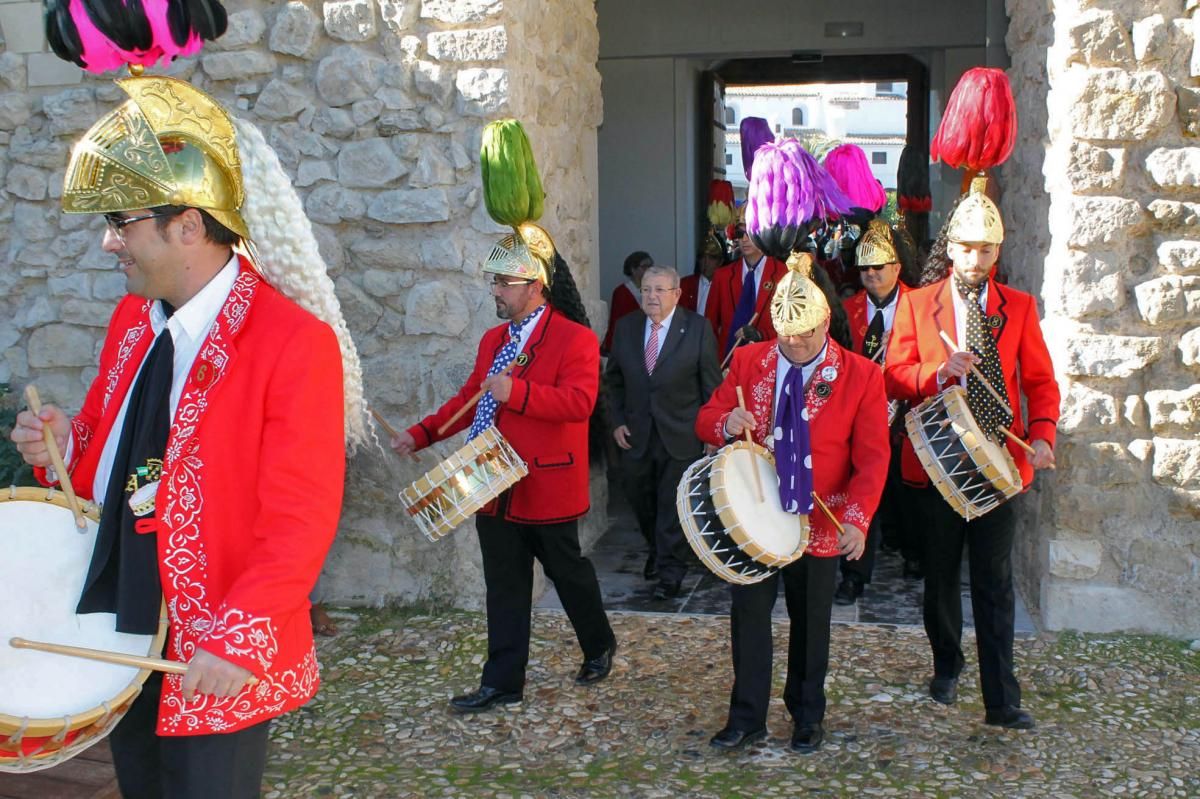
[905,386,1022,520]
[0,487,167,773]
[676,441,810,585]
[399,426,528,541]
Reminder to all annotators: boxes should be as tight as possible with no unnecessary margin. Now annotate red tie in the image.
[644,322,662,373]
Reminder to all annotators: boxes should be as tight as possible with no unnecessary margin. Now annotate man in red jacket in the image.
[885,181,1060,730]
[392,223,616,713]
[11,76,360,797]
[696,255,889,753]
[705,226,789,361]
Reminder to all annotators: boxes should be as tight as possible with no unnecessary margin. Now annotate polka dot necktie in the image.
[957,282,1013,440]
[774,364,814,516]
[467,304,546,442]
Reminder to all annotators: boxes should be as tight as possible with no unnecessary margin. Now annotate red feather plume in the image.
[930,67,1017,172]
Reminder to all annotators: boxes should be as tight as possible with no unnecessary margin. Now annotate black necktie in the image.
[957,282,1013,440]
[862,287,895,360]
[78,313,174,634]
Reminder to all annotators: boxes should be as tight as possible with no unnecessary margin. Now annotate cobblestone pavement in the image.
[264,608,1199,799]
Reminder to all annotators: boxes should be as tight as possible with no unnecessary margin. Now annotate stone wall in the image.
[0,0,607,609]
[1006,0,1199,636]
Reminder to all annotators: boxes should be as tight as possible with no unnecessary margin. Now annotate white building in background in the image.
[724,82,908,192]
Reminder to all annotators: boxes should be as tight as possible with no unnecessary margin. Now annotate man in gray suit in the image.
[606,265,722,600]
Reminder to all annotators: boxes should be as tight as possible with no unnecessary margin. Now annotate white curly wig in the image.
[231,116,371,453]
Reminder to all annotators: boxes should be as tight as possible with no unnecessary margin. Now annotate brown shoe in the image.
[310,603,338,637]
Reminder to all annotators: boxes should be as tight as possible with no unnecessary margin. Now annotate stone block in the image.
[1047,248,1124,319]
[1058,381,1118,432]
[367,189,450,224]
[1147,147,1200,189]
[421,235,465,273]
[27,323,95,368]
[296,158,335,187]
[456,68,509,116]
[8,129,67,168]
[403,279,469,336]
[1067,197,1144,247]
[0,52,26,90]
[1152,437,1200,488]
[376,0,420,34]
[1051,483,1124,534]
[413,61,453,106]
[334,275,384,335]
[311,107,355,137]
[5,163,45,200]
[1042,582,1166,634]
[427,27,507,62]
[0,2,43,54]
[270,1,321,57]
[1148,201,1200,231]
[375,86,414,111]
[1068,69,1174,141]
[1134,275,1200,325]
[409,145,455,188]
[60,298,116,328]
[1132,14,1170,62]
[1181,327,1200,367]
[1068,441,1148,488]
[1060,333,1165,378]
[202,51,277,81]
[324,0,377,42]
[350,97,383,126]
[1048,538,1104,580]
[1067,9,1132,66]
[92,272,127,301]
[253,79,312,120]
[1064,142,1125,193]
[42,87,97,136]
[25,53,82,88]
[0,92,32,130]
[1145,385,1200,432]
[361,268,415,298]
[316,45,385,107]
[337,138,407,188]
[1157,239,1200,274]
[211,9,266,49]
[378,110,426,135]
[304,184,366,223]
[1176,87,1200,139]
[420,0,501,23]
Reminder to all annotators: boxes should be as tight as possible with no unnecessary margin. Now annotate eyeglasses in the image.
[489,276,536,289]
[104,212,177,241]
[857,262,894,272]
[639,286,679,296]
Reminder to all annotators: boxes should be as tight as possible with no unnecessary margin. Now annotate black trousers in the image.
[476,505,614,692]
[726,555,839,730]
[919,486,1021,710]
[841,436,911,584]
[108,672,271,799]
[621,431,694,584]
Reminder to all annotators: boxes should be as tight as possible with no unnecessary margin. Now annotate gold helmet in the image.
[483,222,556,287]
[945,175,1004,244]
[700,230,724,259]
[855,219,899,267]
[771,252,830,336]
[62,74,249,241]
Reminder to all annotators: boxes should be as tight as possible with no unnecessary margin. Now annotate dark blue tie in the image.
[727,263,759,352]
[775,364,814,516]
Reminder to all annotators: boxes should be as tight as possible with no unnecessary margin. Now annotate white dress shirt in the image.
[773,341,828,428]
[696,276,712,316]
[741,257,764,296]
[868,287,902,339]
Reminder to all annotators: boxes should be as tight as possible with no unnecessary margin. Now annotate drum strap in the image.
[77,322,172,635]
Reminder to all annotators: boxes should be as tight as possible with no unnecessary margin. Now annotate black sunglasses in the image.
[857,263,892,272]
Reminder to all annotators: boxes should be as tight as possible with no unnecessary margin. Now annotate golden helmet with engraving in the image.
[62,74,249,241]
[770,251,830,336]
[483,222,556,287]
[855,219,900,267]
[946,175,1004,245]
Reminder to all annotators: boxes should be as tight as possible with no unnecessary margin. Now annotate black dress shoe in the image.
[833,576,863,606]
[984,706,1036,730]
[789,722,824,753]
[449,685,522,713]
[709,726,767,750]
[643,552,658,580]
[929,677,958,705]
[575,640,617,685]
[652,580,682,600]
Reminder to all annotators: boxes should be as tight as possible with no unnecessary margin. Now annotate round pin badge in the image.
[988,314,1002,329]
[815,383,832,398]
[515,353,530,367]
[821,366,838,382]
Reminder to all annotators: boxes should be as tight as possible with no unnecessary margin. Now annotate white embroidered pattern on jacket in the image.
[803,343,842,422]
[101,307,151,412]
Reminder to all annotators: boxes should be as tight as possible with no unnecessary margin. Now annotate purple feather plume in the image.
[823,143,887,214]
[746,139,851,258]
[740,117,774,182]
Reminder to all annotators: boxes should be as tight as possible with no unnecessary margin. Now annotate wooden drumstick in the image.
[811,492,845,536]
[719,311,761,371]
[936,329,1037,458]
[437,361,517,436]
[24,385,86,529]
[9,637,258,685]
[371,407,420,463]
[734,386,764,504]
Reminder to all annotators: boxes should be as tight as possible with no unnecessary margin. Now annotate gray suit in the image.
[605,307,722,584]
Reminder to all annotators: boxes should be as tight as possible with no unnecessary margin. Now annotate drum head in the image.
[675,454,776,585]
[710,442,807,565]
[0,490,164,739]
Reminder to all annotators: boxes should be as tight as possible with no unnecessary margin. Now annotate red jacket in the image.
[884,276,1061,488]
[705,256,789,359]
[407,305,598,524]
[40,260,345,735]
[844,284,911,355]
[695,340,890,557]
[602,281,639,354]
